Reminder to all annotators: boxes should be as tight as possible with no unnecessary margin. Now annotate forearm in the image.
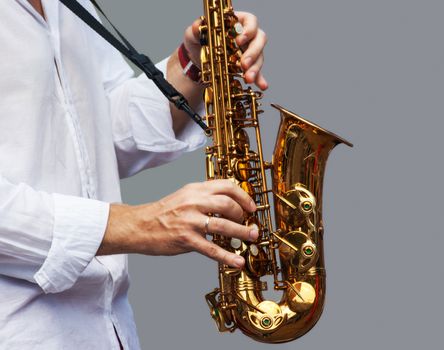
[166,48,204,136]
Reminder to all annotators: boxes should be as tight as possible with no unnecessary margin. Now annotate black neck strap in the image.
[58,0,208,132]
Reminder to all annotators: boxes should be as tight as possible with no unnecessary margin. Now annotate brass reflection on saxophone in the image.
[199,0,352,343]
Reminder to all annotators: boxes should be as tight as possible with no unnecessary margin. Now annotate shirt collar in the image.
[16,0,60,31]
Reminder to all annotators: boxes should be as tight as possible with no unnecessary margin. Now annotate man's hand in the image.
[168,12,267,134]
[99,180,258,268]
[183,11,268,90]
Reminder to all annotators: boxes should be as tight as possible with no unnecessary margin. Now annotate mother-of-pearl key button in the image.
[249,244,259,257]
[231,238,242,249]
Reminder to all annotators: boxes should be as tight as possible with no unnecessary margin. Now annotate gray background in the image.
[104,0,443,349]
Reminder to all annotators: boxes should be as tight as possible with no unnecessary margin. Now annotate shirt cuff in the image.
[34,194,110,294]
[128,57,207,153]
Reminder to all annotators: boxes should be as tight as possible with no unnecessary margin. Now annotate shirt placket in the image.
[48,19,97,200]
[46,7,123,347]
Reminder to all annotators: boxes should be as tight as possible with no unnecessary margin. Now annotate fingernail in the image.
[249,224,259,241]
[250,200,257,211]
[234,256,245,268]
[243,56,253,68]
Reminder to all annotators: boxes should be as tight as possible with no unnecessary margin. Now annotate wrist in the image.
[177,43,202,83]
[98,203,138,255]
[167,49,205,134]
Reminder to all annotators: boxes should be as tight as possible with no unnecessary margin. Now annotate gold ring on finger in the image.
[205,216,211,235]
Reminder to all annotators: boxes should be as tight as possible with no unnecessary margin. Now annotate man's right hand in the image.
[98,180,258,268]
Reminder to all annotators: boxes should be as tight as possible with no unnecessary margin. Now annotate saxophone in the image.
[199,0,352,343]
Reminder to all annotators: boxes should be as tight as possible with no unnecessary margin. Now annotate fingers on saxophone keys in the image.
[192,236,245,268]
[206,179,256,213]
[209,195,244,223]
[205,217,259,242]
[241,29,267,70]
[244,54,268,90]
[255,71,269,91]
[235,12,258,48]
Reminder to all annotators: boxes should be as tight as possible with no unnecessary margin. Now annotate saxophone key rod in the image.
[254,204,270,211]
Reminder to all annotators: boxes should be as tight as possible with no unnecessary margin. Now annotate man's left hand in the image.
[183,12,268,90]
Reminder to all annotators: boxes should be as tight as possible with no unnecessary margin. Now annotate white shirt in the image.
[0,1,205,349]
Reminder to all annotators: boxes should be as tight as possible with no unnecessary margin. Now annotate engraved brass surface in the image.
[201,0,352,343]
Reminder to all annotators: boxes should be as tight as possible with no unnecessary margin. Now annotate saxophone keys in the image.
[302,244,316,257]
[286,281,317,313]
[235,162,252,182]
[205,290,236,333]
[255,204,270,211]
[223,268,242,276]
[234,128,250,152]
[264,161,272,169]
[233,22,244,35]
[230,238,242,250]
[239,181,254,196]
[249,244,259,257]
[247,301,286,333]
[246,246,268,277]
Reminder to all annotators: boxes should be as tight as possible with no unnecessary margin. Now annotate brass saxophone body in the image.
[200,0,352,343]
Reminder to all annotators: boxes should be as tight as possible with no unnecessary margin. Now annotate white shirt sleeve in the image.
[108,58,207,178]
[0,175,109,294]
[80,1,206,179]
